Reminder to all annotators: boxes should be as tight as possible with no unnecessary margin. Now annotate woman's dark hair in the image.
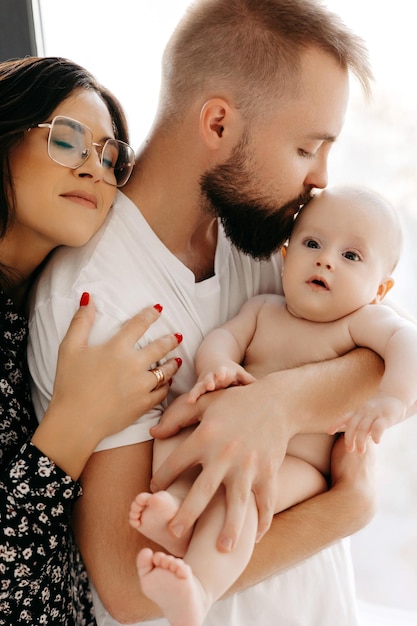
[0,56,130,238]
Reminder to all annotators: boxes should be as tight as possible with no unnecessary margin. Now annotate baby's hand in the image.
[328,393,407,453]
[188,364,256,404]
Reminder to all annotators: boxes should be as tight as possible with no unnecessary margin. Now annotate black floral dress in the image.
[0,290,95,625]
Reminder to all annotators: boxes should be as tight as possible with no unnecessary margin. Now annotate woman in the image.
[0,57,181,625]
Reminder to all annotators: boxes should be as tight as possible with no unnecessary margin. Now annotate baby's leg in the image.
[129,490,190,557]
[137,549,208,626]
[134,448,326,625]
[129,427,199,557]
[187,484,259,597]
[137,486,258,625]
[172,453,326,611]
[274,454,328,513]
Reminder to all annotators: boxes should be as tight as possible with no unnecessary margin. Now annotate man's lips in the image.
[61,190,98,209]
[306,275,329,290]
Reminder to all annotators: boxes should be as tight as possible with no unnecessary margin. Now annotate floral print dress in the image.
[0,291,95,625]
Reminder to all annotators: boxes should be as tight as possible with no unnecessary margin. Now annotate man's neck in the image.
[174,219,218,282]
[123,161,218,281]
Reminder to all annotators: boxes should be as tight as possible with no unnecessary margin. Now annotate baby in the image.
[130,186,417,626]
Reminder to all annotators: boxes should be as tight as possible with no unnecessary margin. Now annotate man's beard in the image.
[200,136,313,259]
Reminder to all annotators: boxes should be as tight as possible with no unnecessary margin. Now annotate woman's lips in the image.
[61,190,98,209]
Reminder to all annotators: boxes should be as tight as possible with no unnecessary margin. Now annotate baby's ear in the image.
[373,277,394,303]
[280,245,287,277]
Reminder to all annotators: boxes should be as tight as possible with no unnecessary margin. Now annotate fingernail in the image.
[174,333,183,344]
[220,537,233,552]
[80,292,90,307]
[171,524,184,538]
[175,357,183,368]
[154,303,163,313]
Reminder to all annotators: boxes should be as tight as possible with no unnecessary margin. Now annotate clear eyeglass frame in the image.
[35,115,134,187]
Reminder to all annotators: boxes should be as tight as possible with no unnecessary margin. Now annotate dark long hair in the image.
[0,56,130,238]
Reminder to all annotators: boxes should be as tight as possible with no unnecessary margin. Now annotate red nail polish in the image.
[174,333,183,344]
[175,357,183,368]
[80,292,90,307]
[154,304,163,313]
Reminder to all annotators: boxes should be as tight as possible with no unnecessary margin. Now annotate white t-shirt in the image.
[91,538,357,626]
[28,191,359,626]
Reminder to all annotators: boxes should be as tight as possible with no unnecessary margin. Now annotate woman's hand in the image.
[32,295,182,478]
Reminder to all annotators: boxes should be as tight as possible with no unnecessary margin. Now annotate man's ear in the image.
[199,98,238,149]
[372,277,394,303]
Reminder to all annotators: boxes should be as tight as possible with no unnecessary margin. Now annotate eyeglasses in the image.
[34,115,134,187]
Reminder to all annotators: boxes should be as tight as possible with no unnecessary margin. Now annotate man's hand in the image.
[150,375,295,552]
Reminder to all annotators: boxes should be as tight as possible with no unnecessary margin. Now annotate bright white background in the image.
[35,2,417,624]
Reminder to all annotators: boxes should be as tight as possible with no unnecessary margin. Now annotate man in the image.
[29,1,380,624]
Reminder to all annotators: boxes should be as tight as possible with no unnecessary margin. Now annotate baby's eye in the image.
[304,239,320,249]
[343,251,361,261]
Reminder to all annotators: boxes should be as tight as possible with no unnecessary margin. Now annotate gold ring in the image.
[150,367,165,390]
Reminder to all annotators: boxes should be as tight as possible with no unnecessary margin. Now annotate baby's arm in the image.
[188,295,268,403]
[330,304,417,451]
[188,349,256,402]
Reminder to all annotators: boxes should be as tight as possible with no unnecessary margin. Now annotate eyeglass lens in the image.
[47,116,134,187]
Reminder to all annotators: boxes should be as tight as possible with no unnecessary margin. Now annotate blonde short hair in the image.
[160,0,372,121]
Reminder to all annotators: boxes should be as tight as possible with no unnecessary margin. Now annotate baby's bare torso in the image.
[243,295,357,475]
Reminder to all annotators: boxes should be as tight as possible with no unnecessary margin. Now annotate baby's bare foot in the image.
[129,491,190,556]
[137,548,209,626]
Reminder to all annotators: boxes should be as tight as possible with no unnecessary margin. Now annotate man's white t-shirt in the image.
[28,191,359,626]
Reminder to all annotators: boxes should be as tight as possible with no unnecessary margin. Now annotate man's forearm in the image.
[261,348,384,436]
[229,486,371,594]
